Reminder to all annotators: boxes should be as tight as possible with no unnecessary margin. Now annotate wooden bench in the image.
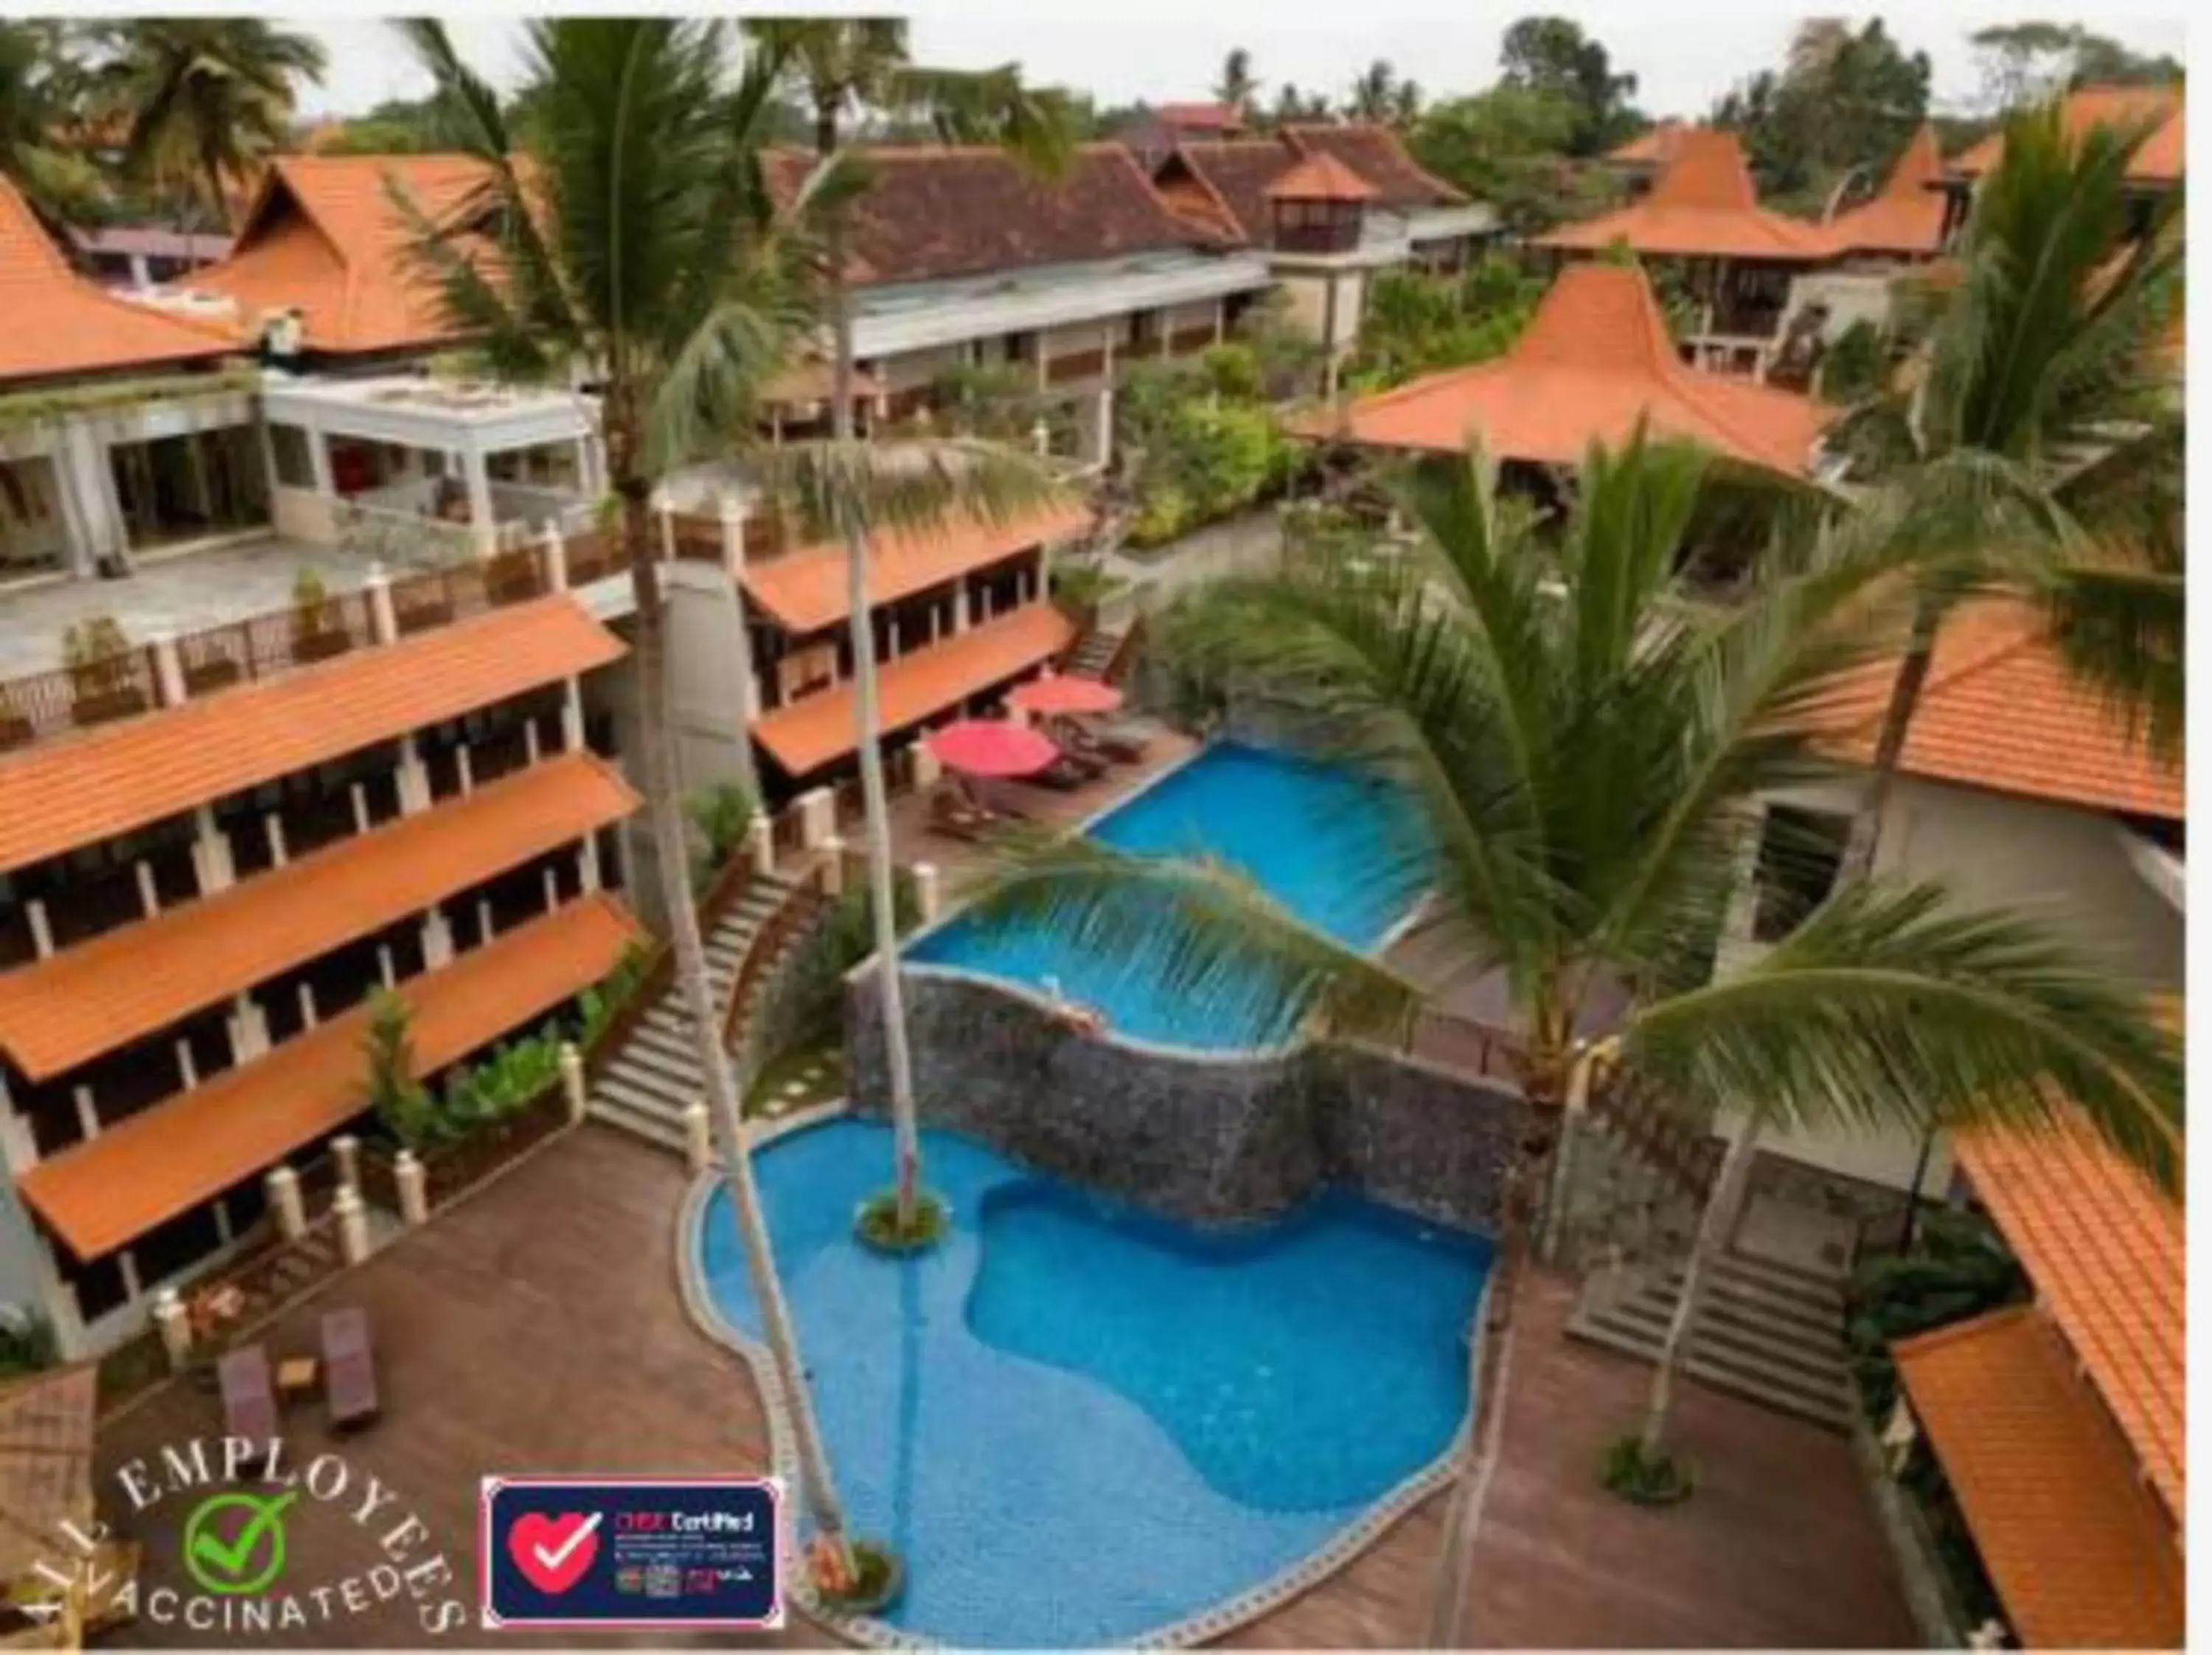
[218,1346,276,1460]
[321,1308,380,1430]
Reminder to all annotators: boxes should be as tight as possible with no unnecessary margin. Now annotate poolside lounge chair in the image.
[218,1346,276,1457]
[321,1308,380,1430]
[1084,718,1152,763]
[1056,721,1127,770]
[1020,749,1096,792]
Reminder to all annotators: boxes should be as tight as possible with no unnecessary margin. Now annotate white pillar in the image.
[229,995,271,1063]
[394,1149,429,1226]
[134,859,160,918]
[913,861,943,923]
[455,743,475,796]
[24,899,52,960]
[153,1288,192,1370]
[266,1164,305,1241]
[684,1102,713,1172]
[559,1042,587,1124]
[335,1184,370,1263]
[953,582,971,634]
[71,1085,98,1143]
[148,629,187,707]
[421,909,456,969]
[364,561,399,645]
[524,719,543,766]
[746,815,774,876]
[562,679,585,753]
[349,781,370,835]
[543,520,569,592]
[580,829,603,893]
[191,806,236,895]
[295,982,317,1029]
[465,443,496,555]
[913,743,942,789]
[657,502,678,564]
[376,943,397,988]
[821,835,846,897]
[332,1133,361,1193]
[264,812,288,867]
[798,786,837,850]
[397,734,433,813]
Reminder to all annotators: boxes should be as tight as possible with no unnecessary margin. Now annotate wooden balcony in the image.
[1166,327,1219,357]
[1044,348,1109,386]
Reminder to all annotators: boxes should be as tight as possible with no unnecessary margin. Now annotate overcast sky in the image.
[279,4,2185,122]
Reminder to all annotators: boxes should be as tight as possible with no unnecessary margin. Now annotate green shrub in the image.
[1199,341,1263,403]
[854,1187,951,1254]
[1818,319,1888,403]
[362,990,439,1151]
[687,780,757,892]
[1845,1208,2025,1421]
[439,1022,564,1134]
[578,942,653,1049]
[1599,1432,1694,1505]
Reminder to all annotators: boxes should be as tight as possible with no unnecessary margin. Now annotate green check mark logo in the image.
[183,1490,298,1595]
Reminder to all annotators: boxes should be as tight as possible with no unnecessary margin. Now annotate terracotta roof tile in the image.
[195,154,496,355]
[1155,103,1242,131]
[1955,1116,2184,1517]
[15,893,642,1260]
[1952,86,2184,184]
[765,144,1211,287]
[0,752,636,1080]
[1265,150,1382,203]
[0,176,241,386]
[1815,600,2182,816]
[0,597,625,876]
[743,504,1090,635]
[1279,125,1467,209]
[753,603,1074,777]
[1892,1306,2183,1648]
[1822,125,1948,257]
[1294,263,1835,474]
[1604,121,1688,168]
[1541,128,1833,261]
[1155,139,1298,243]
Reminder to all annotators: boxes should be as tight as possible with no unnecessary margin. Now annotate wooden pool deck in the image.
[91,1126,1915,1648]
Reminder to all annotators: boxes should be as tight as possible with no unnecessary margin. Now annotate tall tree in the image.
[1409,85,1615,234]
[1268,82,1330,126]
[1391,79,1422,129]
[1498,15,1640,155]
[397,13,872,1575]
[0,21,108,230]
[1711,18,1930,210]
[744,19,1073,1241]
[963,432,2179,1621]
[103,19,325,236]
[1213,46,1258,122]
[1969,21,2180,110]
[1346,60,1397,124]
[1834,97,2183,880]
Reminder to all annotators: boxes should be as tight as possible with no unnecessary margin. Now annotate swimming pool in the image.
[908,742,1432,1048]
[694,1119,1489,1647]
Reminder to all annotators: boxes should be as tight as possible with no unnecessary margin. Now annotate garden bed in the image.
[361,1088,571,1214]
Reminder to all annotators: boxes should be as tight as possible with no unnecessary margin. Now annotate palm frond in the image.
[1627,879,2183,1195]
[754,437,1072,543]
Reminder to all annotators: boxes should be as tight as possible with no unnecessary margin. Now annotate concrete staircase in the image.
[1064,625,1125,681]
[1566,1243,1855,1430]
[587,872,798,1152]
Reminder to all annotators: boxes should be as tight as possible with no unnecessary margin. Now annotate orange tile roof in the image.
[753,603,1074,777]
[1540,128,1834,262]
[1892,1306,2183,1648]
[15,893,641,1260]
[1815,600,2183,817]
[0,597,625,877]
[1955,1115,2184,1518]
[1293,263,1836,475]
[1604,121,1687,169]
[742,504,1091,635]
[1264,150,1382,204]
[195,154,496,355]
[1952,85,2184,185]
[1822,125,1948,258]
[0,752,636,1081]
[0,176,241,386]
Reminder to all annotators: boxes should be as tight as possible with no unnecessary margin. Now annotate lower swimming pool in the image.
[695,1119,1489,1647]
[907,742,1432,1048]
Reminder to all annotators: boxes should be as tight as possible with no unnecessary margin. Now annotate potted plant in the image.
[61,617,148,726]
[289,568,352,663]
[392,569,455,634]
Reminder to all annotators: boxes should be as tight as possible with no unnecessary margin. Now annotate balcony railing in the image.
[1166,326,1218,357]
[1044,348,1109,385]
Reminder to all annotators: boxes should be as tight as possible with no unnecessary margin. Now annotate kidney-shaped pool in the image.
[694,1120,1489,1646]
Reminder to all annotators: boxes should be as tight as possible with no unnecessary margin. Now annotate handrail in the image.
[720,861,830,1052]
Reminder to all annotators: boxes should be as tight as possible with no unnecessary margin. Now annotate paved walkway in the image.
[91,1129,1915,1648]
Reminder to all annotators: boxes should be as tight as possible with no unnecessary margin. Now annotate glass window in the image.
[1752,805,1851,943]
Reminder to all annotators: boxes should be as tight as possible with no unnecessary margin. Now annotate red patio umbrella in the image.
[926,718,1061,777]
[1009,673,1124,715]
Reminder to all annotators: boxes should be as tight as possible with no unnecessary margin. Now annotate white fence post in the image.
[153,1288,192,1371]
[684,1102,713,1173]
[560,1042,588,1124]
[266,1164,305,1242]
[334,1185,370,1265]
[394,1149,430,1226]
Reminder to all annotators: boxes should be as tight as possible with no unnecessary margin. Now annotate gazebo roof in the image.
[1540,128,1833,263]
[1264,150,1382,204]
[1822,125,1948,258]
[1294,262,1836,476]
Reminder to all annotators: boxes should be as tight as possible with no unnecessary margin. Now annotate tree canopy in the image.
[1711,18,1931,212]
[1497,15,1642,155]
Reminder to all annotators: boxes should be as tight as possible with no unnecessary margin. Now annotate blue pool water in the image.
[908,743,1433,1047]
[698,1120,1489,1647]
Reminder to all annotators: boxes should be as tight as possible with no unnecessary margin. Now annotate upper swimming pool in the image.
[907,742,1432,1048]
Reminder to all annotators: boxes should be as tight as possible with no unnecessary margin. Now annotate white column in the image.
[913,743,942,789]
[307,422,334,495]
[464,442,496,555]
[134,860,160,918]
[562,679,585,753]
[745,815,773,877]
[229,994,271,1063]
[191,806,236,895]
[349,782,371,835]
[542,865,560,909]
[798,788,837,850]
[377,943,397,988]
[543,520,569,591]
[397,734,433,813]
[524,719,543,766]
[476,898,494,940]
[174,1038,198,1091]
[953,582,971,634]
[455,743,476,796]
[559,1043,587,1124]
[335,1186,370,1263]
[148,630,187,707]
[1093,385,1115,469]
[153,1288,192,1370]
[71,1085,98,1141]
[266,1164,306,1241]
[24,898,53,960]
[264,812,288,867]
[913,861,943,923]
[394,1149,430,1225]
[821,835,846,897]
[421,909,456,969]
[684,1103,712,1171]
[332,1133,361,1193]
[0,1071,38,1169]
[1214,297,1227,344]
[295,982,317,1029]
[580,829,603,893]
[364,561,399,645]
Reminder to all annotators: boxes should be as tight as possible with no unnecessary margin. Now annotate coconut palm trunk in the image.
[1638,1120,1759,1461]
[618,459,851,1555]
[1839,589,1942,881]
[813,102,928,1232]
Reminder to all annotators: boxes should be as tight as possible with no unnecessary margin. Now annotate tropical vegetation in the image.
[1343,257,1547,393]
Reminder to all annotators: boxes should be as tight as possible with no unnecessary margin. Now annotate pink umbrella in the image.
[1009,673,1124,716]
[926,718,1061,777]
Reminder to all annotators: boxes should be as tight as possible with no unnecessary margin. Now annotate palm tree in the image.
[1347,60,1397,124]
[1391,80,1423,130]
[1835,97,2183,879]
[0,21,107,231]
[1214,47,1259,124]
[960,434,2180,1631]
[394,14,872,1573]
[102,19,325,243]
[744,19,1074,1241]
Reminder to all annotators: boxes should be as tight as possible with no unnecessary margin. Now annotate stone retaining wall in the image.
[845,965,1526,1233]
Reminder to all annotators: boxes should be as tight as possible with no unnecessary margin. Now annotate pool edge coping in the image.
[673,1104,1492,1650]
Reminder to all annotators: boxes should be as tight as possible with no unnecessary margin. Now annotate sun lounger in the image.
[1058,723,1127,769]
[930,786,995,842]
[1085,718,1152,763]
[218,1346,276,1454]
[1020,752,1094,792]
[321,1308,380,1430]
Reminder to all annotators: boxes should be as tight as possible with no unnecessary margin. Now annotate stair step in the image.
[1567,1312,1852,1430]
[1716,1244,1851,1298]
[596,1072,695,1120]
[1662,1261,1845,1336]
[628,1023,704,1066]
[1593,1273,1846,1370]
[588,1099,689,1154]
[618,1041,703,1090]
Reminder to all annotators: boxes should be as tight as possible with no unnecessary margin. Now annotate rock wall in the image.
[846,965,1526,1235]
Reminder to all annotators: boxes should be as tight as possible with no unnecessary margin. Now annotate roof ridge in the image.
[1888,1301,2039,1360]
